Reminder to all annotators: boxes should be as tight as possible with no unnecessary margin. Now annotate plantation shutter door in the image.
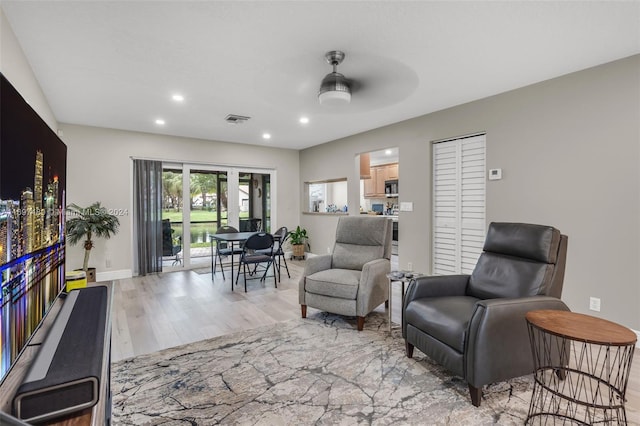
[432,141,459,275]
[432,134,486,275]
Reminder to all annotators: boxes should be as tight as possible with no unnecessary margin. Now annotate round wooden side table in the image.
[525,310,636,425]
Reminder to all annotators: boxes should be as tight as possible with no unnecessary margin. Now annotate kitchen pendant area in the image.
[359,147,399,256]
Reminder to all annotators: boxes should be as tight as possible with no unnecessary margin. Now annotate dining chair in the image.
[212,225,242,279]
[255,226,290,282]
[162,219,182,266]
[240,218,262,232]
[235,232,275,292]
[272,227,290,282]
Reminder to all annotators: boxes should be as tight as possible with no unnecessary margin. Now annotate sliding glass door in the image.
[188,169,226,266]
[161,164,273,270]
[161,166,184,269]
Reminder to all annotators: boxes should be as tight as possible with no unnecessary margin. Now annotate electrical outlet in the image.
[407,262,413,271]
[105,258,112,268]
[589,297,601,312]
[327,247,331,254]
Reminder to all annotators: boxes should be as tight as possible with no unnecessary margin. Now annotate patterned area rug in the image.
[111,312,532,425]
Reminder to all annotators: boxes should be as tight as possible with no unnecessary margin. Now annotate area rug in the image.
[192,267,214,275]
[111,312,532,425]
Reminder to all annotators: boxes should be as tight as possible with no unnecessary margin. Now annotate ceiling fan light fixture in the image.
[318,51,351,105]
[318,72,351,105]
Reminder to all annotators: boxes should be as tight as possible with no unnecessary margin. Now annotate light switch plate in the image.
[488,168,502,180]
[400,201,413,212]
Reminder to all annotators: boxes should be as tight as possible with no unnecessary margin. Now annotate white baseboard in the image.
[96,269,132,282]
[633,329,640,349]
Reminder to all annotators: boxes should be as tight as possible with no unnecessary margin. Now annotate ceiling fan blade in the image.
[349,79,366,94]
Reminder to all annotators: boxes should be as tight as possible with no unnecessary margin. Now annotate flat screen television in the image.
[0,73,67,383]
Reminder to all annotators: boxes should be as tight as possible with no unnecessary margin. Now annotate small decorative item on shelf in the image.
[289,225,309,259]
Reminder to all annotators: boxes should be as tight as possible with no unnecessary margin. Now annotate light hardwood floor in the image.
[110,261,304,362]
[108,260,640,422]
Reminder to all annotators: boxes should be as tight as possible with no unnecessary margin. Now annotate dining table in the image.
[209,231,280,290]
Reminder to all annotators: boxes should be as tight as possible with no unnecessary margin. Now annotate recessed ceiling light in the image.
[262,133,271,140]
[385,149,392,155]
[299,117,309,124]
[155,119,165,125]
[172,94,184,102]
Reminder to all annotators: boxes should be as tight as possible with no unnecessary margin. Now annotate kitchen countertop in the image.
[361,212,398,221]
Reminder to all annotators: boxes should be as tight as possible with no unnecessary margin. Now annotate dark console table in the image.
[525,310,636,425]
[0,284,113,425]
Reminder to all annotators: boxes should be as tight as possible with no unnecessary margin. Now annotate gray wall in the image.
[60,124,300,278]
[299,55,640,330]
[3,9,638,330]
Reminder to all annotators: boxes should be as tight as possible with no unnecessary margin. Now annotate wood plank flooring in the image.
[108,259,639,422]
[110,261,304,362]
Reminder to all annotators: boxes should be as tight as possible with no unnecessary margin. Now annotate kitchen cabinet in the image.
[363,167,382,197]
[363,163,398,198]
[359,153,371,178]
[386,163,399,180]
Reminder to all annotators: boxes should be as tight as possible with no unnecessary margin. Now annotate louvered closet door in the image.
[432,134,486,275]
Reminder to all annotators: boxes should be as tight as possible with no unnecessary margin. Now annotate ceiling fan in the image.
[318,50,352,105]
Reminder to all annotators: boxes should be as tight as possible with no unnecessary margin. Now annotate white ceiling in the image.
[2,1,639,150]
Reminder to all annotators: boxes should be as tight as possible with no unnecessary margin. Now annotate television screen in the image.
[0,73,67,383]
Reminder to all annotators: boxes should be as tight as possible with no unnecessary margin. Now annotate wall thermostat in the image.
[488,168,502,180]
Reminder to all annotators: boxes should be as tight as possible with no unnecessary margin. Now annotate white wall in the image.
[2,4,301,282]
[299,55,640,331]
[0,8,57,130]
[60,124,300,278]
[331,181,348,210]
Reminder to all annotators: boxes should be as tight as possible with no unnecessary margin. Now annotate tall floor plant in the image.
[66,202,120,272]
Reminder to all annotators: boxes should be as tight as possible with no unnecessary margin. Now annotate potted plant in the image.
[66,202,120,282]
[288,225,309,259]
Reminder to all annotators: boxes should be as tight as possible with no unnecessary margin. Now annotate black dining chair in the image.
[235,232,275,292]
[240,218,262,232]
[162,219,182,266]
[272,226,290,282]
[255,226,290,283]
[212,225,243,280]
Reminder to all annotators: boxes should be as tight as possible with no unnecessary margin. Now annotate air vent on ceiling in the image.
[225,114,251,124]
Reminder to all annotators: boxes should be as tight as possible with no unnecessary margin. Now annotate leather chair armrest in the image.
[402,275,469,337]
[404,275,469,304]
[356,258,391,315]
[465,296,570,388]
[298,254,332,304]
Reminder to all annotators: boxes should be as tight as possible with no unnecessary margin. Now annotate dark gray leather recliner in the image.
[402,222,569,407]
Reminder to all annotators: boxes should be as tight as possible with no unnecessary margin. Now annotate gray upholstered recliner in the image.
[403,222,569,407]
[299,216,393,331]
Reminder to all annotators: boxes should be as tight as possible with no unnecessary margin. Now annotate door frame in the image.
[161,162,276,270]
